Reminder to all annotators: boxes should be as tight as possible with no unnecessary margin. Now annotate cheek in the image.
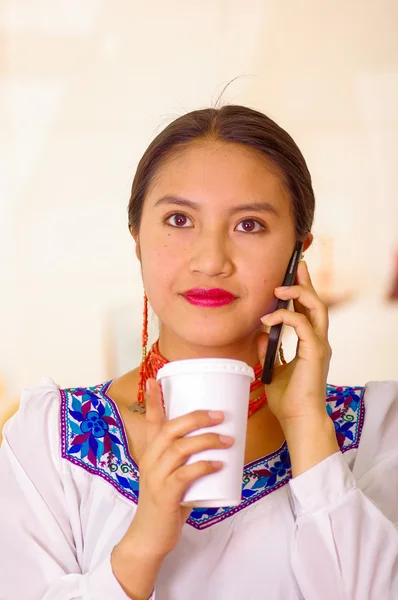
[248,268,285,306]
[250,259,283,284]
[141,247,181,294]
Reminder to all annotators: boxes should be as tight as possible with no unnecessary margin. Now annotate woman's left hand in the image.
[258,260,333,429]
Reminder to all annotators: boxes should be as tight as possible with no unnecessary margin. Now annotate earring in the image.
[142,291,148,363]
[135,292,149,408]
[279,342,287,365]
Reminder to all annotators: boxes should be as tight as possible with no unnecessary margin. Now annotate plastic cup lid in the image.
[156,357,255,382]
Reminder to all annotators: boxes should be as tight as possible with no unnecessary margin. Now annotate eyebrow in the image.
[153,195,280,218]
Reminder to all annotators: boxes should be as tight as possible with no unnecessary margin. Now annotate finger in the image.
[153,432,233,482]
[273,285,329,338]
[181,505,193,522]
[294,261,315,309]
[145,378,166,441]
[296,260,313,286]
[142,408,224,466]
[256,330,269,367]
[168,460,224,501]
[261,309,321,361]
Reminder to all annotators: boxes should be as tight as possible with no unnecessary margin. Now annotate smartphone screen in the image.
[260,241,304,384]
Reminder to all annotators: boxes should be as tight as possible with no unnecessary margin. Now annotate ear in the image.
[132,231,141,262]
[303,232,313,253]
[135,242,141,262]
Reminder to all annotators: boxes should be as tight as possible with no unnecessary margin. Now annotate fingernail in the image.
[145,380,151,394]
[208,410,224,420]
[261,314,271,323]
[275,286,290,291]
[220,435,234,445]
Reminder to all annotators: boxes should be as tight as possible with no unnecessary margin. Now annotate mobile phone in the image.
[261,241,304,385]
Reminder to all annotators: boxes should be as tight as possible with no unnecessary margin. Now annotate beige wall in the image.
[1,0,397,400]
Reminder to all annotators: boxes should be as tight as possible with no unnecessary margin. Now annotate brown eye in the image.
[164,213,192,227]
[235,219,266,233]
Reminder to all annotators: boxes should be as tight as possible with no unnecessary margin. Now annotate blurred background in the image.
[1,0,397,420]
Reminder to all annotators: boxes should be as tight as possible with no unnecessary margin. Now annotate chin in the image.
[176,325,249,352]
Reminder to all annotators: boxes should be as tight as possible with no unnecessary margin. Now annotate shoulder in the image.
[362,379,398,408]
[2,375,133,474]
[2,375,142,505]
[345,381,398,523]
[2,377,62,468]
[1,377,66,506]
[358,380,398,464]
[326,380,398,477]
[12,376,61,419]
[358,380,397,449]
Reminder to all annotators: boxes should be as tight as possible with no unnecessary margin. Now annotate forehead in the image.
[146,141,291,212]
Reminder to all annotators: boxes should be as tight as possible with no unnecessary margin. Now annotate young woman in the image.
[1,105,397,600]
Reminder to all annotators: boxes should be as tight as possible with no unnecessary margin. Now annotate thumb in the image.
[144,378,166,440]
[181,505,193,522]
[257,331,269,368]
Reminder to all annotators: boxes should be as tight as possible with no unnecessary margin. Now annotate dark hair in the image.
[128,105,315,239]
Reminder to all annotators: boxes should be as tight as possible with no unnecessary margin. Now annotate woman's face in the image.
[135,140,307,351]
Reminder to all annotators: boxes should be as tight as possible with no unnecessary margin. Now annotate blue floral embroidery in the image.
[61,384,140,498]
[188,445,292,529]
[326,384,365,450]
[63,387,124,469]
[61,382,365,530]
[80,411,109,437]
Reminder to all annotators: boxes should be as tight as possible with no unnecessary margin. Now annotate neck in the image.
[157,326,280,370]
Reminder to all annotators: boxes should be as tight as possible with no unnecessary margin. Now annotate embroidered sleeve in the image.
[0,380,134,600]
[288,382,398,599]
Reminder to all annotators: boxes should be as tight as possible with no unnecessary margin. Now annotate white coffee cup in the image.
[156,358,255,508]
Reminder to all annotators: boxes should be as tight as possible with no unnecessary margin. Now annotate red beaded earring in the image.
[137,292,149,407]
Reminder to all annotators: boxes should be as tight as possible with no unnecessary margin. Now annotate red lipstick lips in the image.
[182,288,237,307]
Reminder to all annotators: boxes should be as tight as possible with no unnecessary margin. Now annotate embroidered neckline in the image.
[60,382,365,530]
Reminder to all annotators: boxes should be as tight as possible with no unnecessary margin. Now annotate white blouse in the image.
[0,377,397,600]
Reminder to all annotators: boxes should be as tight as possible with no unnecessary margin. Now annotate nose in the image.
[188,229,234,278]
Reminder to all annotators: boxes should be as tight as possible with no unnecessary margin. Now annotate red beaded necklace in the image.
[134,339,269,418]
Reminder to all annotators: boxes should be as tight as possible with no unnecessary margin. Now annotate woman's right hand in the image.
[119,377,234,558]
